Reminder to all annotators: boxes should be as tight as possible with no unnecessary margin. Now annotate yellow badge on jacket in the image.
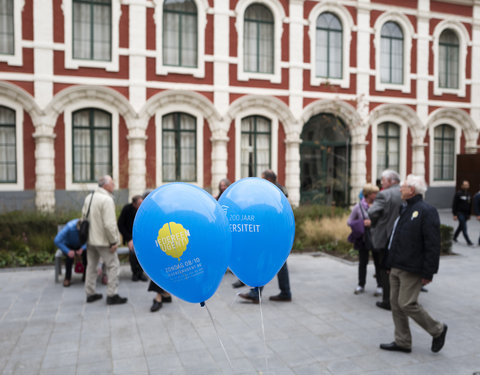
[411,211,419,220]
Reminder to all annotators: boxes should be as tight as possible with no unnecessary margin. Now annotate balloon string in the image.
[258,288,269,374]
[202,302,234,370]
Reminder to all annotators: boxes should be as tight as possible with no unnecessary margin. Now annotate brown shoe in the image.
[63,279,71,287]
[269,293,292,302]
[238,292,259,304]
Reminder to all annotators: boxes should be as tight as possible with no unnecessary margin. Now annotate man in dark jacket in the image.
[118,195,147,281]
[380,174,447,354]
[452,180,473,246]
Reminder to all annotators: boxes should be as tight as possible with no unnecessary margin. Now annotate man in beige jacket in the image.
[82,175,127,305]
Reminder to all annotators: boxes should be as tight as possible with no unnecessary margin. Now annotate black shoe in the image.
[150,299,162,312]
[232,280,245,288]
[421,286,428,292]
[161,294,172,303]
[106,294,128,305]
[139,273,148,282]
[131,274,139,282]
[376,301,391,311]
[238,292,259,304]
[269,293,292,302]
[380,342,411,353]
[431,324,448,353]
[86,293,103,303]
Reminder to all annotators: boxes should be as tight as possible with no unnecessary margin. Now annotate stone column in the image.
[412,141,427,176]
[127,126,147,199]
[350,137,368,203]
[33,120,56,212]
[210,127,229,197]
[285,131,301,207]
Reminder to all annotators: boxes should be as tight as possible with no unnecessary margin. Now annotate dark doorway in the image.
[300,113,351,206]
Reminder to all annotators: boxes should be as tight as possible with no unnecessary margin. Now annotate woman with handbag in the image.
[347,184,381,295]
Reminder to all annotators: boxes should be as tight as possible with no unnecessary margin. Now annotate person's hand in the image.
[421,278,431,286]
[363,219,371,227]
[75,249,83,256]
[453,216,458,221]
[110,244,118,253]
[67,250,75,258]
[477,215,480,221]
[128,239,134,252]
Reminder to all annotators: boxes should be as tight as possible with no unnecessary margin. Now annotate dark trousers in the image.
[129,250,143,276]
[377,249,390,304]
[454,212,472,244]
[64,251,87,281]
[252,261,291,298]
[358,248,381,288]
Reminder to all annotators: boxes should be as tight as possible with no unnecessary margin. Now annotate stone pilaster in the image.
[33,120,56,212]
[350,138,368,203]
[285,131,301,207]
[210,127,229,197]
[127,127,147,199]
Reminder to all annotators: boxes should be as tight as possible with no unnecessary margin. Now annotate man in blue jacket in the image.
[54,219,87,287]
[380,174,447,353]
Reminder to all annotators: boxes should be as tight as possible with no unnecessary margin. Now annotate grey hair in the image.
[403,174,427,196]
[98,175,112,187]
[381,169,400,183]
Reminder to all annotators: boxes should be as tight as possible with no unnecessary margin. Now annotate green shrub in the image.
[440,224,453,254]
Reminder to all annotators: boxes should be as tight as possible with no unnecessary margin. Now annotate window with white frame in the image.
[0,105,16,183]
[244,3,273,74]
[433,124,455,181]
[162,112,197,182]
[380,21,403,84]
[72,0,111,61]
[163,0,197,68]
[438,29,459,89]
[377,122,400,177]
[316,12,342,79]
[241,115,271,178]
[0,0,14,55]
[72,108,112,182]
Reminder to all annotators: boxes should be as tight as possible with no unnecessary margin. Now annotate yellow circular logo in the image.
[157,222,190,260]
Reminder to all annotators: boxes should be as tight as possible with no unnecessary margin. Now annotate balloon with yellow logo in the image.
[133,183,231,304]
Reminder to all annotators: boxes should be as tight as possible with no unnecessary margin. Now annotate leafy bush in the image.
[440,224,453,254]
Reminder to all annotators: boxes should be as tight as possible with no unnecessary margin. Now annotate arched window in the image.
[0,105,16,183]
[433,124,455,181]
[162,112,197,181]
[316,12,342,79]
[244,4,274,74]
[72,108,112,182]
[439,29,459,89]
[0,0,14,55]
[241,115,271,177]
[163,0,197,67]
[380,21,403,84]
[72,0,111,61]
[377,122,400,177]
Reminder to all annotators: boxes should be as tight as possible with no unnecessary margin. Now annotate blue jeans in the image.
[249,262,291,298]
[454,212,472,244]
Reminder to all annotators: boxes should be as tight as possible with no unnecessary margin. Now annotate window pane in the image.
[241,116,271,178]
[433,124,455,180]
[0,106,16,183]
[439,29,459,89]
[380,22,403,84]
[377,122,400,177]
[244,4,273,74]
[181,14,197,67]
[0,0,14,55]
[92,3,111,61]
[316,13,342,79]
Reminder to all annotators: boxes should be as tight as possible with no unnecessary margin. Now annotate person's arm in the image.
[421,207,441,281]
[474,194,480,219]
[452,191,459,217]
[117,205,131,242]
[103,198,120,248]
[54,225,71,256]
[367,191,386,227]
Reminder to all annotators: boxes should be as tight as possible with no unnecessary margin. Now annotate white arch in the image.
[373,11,414,93]
[432,20,470,97]
[0,81,43,126]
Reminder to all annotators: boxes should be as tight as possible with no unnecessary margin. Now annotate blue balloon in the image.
[133,183,231,304]
[219,177,295,287]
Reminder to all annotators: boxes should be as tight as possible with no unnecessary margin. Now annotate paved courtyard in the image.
[0,210,479,374]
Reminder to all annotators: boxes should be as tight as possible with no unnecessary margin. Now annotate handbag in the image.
[359,203,374,250]
[79,192,94,244]
[74,254,85,274]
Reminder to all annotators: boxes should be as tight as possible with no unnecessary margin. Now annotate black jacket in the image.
[385,194,440,281]
[117,203,137,244]
[452,189,472,217]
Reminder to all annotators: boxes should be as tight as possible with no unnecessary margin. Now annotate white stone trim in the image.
[235,0,285,83]
[373,11,413,93]
[63,101,120,191]
[234,109,279,182]
[62,0,121,71]
[432,20,469,97]
[154,105,204,187]
[0,99,24,191]
[307,3,353,89]
[153,0,208,78]
[0,0,24,66]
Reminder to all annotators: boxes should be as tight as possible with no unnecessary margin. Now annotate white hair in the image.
[381,169,400,183]
[403,174,427,196]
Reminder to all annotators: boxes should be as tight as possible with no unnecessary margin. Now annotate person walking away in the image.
[82,175,127,305]
[54,218,87,287]
[347,184,381,295]
[368,170,403,311]
[452,180,473,246]
[380,174,447,353]
[118,195,148,281]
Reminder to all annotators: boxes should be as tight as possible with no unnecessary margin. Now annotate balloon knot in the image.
[200,301,205,307]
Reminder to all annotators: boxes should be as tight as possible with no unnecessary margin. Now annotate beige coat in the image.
[82,187,119,247]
